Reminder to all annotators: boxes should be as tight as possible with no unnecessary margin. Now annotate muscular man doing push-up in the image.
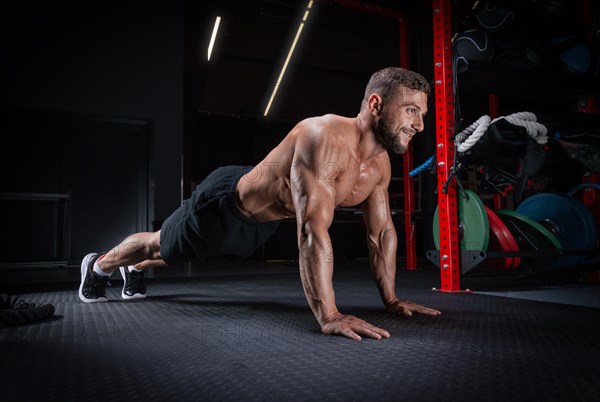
[78,67,441,340]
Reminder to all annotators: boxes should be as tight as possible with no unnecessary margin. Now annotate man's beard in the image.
[374,116,407,154]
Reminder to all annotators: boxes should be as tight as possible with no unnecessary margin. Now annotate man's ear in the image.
[368,94,383,115]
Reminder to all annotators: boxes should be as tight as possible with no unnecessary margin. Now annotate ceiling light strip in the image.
[264,1,313,117]
[207,16,221,61]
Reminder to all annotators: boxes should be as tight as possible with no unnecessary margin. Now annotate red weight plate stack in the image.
[484,206,521,270]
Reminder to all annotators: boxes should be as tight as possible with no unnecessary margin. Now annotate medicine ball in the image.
[454,29,494,68]
[476,2,515,32]
[551,36,600,78]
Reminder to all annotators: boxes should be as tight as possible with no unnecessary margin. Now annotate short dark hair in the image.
[363,67,431,104]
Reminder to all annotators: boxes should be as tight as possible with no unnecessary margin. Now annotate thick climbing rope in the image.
[455,111,548,153]
[408,113,548,178]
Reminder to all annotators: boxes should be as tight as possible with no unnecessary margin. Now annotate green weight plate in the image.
[433,189,489,251]
[495,209,563,252]
[433,208,440,249]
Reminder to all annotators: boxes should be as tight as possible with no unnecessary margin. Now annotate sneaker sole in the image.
[119,266,147,300]
[78,253,108,303]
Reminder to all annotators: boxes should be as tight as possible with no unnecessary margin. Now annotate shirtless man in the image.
[78,67,441,340]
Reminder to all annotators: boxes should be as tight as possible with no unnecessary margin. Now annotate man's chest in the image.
[335,162,383,207]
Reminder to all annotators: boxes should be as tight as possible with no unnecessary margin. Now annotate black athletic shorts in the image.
[159,165,281,264]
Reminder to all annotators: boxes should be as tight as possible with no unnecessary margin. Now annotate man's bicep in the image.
[291,132,338,229]
[362,154,394,232]
[291,158,336,231]
[362,184,394,234]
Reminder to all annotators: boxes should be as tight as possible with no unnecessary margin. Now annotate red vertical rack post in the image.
[399,10,418,270]
[578,96,600,248]
[582,172,600,243]
[576,0,599,229]
[433,0,462,291]
[488,93,500,118]
[577,0,598,279]
[578,96,600,240]
[578,94,600,284]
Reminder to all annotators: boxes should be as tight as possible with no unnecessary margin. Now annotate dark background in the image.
[0,0,597,281]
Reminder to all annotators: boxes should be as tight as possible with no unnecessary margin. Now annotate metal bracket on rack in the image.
[426,250,486,275]
[442,162,467,197]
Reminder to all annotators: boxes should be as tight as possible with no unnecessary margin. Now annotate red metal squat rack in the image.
[431,0,600,290]
[432,0,462,291]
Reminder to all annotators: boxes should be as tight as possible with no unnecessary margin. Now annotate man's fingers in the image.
[392,300,442,316]
[413,305,442,315]
[378,328,391,338]
[353,322,390,340]
[341,329,362,341]
[326,315,391,340]
[355,327,381,340]
[323,321,363,340]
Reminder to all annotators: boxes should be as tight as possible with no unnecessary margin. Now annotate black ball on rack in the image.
[454,29,494,68]
[476,2,515,33]
[550,36,600,79]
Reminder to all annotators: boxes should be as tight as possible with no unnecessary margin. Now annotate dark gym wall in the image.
[0,0,184,226]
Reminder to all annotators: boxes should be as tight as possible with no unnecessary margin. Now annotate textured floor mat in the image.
[1,264,599,402]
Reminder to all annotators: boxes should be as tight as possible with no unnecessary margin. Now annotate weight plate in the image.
[516,193,597,267]
[485,206,521,270]
[517,193,596,250]
[561,194,598,249]
[495,209,562,256]
[433,189,490,251]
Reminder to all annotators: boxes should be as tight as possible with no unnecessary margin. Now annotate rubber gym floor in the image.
[1,260,599,402]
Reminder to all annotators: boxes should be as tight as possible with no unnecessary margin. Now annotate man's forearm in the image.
[298,234,339,325]
[368,228,398,305]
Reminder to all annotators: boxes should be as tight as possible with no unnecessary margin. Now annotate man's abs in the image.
[236,167,296,221]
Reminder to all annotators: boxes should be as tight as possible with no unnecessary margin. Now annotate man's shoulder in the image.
[295,114,354,142]
[297,113,348,128]
[289,115,354,165]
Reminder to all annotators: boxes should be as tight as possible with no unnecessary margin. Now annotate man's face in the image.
[374,88,428,154]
